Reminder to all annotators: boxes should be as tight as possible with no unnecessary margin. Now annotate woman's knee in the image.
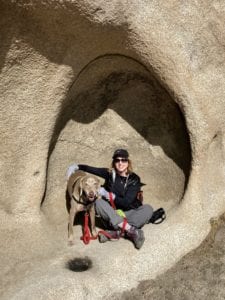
[142,204,154,219]
[95,199,108,214]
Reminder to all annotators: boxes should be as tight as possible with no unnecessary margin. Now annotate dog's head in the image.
[78,175,101,202]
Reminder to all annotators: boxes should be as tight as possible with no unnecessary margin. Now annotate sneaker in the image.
[126,226,145,249]
[98,230,121,243]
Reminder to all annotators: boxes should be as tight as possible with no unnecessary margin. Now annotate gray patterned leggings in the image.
[95,199,153,229]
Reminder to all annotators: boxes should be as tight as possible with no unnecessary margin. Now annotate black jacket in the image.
[78,164,142,211]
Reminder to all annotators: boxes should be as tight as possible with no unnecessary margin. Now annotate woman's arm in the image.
[78,164,109,180]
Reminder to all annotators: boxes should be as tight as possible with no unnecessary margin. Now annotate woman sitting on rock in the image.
[67,149,154,249]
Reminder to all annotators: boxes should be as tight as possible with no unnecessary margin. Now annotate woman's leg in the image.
[95,199,123,229]
[125,204,153,228]
[96,200,147,249]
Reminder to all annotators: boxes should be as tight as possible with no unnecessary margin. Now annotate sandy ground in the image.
[1,214,225,299]
[112,215,225,300]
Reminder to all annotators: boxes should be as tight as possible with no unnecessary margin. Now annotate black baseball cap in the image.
[112,149,129,159]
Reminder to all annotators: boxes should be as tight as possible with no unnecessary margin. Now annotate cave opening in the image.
[43,55,191,220]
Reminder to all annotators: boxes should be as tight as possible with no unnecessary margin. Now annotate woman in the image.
[67,149,153,249]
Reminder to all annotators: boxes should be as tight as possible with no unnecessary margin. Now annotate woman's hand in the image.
[98,187,115,200]
[66,163,79,179]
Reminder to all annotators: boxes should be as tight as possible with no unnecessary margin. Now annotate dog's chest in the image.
[76,203,93,212]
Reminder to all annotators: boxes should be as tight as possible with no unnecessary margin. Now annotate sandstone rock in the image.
[0,0,225,299]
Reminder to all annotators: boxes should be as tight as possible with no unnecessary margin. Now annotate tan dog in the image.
[66,170,101,245]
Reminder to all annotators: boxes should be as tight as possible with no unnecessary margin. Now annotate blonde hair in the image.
[109,158,133,175]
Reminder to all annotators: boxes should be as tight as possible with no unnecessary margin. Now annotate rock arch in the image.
[42,54,191,222]
[1,1,225,299]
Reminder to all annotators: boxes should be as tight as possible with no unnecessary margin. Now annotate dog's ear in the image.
[79,177,86,197]
[95,177,101,200]
[73,177,82,200]
[95,177,101,189]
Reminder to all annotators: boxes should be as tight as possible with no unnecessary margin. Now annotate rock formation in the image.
[0,1,224,299]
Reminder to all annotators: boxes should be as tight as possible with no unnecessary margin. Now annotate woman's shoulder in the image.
[128,172,141,185]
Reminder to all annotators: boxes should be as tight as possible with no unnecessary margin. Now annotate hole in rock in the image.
[44,56,191,219]
[66,257,93,272]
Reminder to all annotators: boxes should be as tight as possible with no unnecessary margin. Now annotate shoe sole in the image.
[98,234,109,243]
[134,230,145,249]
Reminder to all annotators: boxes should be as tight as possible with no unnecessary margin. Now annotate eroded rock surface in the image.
[112,214,225,300]
[0,1,225,299]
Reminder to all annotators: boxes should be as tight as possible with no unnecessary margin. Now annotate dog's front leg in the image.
[68,201,77,245]
[89,205,97,237]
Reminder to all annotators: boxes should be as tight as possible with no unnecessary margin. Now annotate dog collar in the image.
[72,195,97,206]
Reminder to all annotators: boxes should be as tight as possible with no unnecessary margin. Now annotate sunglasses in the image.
[114,158,128,163]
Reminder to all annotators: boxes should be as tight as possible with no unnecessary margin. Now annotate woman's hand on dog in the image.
[66,163,79,180]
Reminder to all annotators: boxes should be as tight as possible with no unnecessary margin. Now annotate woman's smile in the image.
[114,157,128,175]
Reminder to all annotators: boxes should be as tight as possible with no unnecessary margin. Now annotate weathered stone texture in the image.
[0,0,224,299]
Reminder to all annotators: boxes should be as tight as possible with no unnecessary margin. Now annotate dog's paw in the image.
[91,229,97,238]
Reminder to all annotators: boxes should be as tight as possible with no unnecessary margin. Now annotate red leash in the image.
[80,194,127,245]
[80,212,98,244]
[109,192,116,209]
[80,212,127,245]
[98,218,127,240]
